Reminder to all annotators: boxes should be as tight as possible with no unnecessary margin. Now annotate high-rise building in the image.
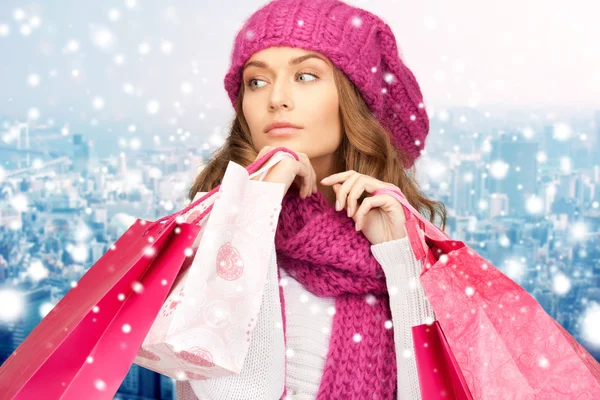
[118,152,127,176]
[488,193,509,218]
[557,173,578,200]
[116,364,174,399]
[0,325,14,364]
[0,255,8,283]
[486,138,538,217]
[160,376,175,399]
[542,124,572,164]
[451,158,483,215]
[72,133,90,176]
[11,122,31,168]
[9,287,52,350]
[593,165,600,185]
[118,364,141,394]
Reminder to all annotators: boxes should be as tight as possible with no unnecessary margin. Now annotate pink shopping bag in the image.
[133,147,299,380]
[0,146,300,399]
[374,187,600,399]
[412,321,473,399]
[0,217,200,400]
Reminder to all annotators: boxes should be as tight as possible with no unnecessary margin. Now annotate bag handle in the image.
[247,150,294,181]
[372,187,450,262]
[142,147,299,235]
[186,151,295,226]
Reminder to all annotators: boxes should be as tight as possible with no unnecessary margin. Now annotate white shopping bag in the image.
[134,151,293,380]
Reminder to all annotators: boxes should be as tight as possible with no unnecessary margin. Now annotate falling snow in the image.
[0,4,597,397]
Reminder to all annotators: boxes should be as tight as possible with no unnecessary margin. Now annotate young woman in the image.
[176,0,446,398]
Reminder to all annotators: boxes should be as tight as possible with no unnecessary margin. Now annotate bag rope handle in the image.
[142,147,299,236]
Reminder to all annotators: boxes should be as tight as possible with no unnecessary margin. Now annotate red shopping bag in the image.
[374,187,600,399]
[0,146,300,400]
[0,218,200,399]
[412,321,473,399]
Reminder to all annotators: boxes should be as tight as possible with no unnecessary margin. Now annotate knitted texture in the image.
[178,243,286,400]
[223,0,430,169]
[275,184,397,399]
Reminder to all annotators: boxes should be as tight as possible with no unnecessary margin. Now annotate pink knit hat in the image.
[223,0,429,169]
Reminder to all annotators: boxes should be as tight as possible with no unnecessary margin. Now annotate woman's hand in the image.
[250,146,318,199]
[320,170,407,245]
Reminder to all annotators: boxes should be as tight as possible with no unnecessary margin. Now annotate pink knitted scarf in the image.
[274,184,397,399]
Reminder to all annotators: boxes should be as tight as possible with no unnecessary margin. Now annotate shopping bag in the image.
[412,321,473,400]
[0,146,299,399]
[0,217,200,400]
[374,187,600,399]
[133,148,296,380]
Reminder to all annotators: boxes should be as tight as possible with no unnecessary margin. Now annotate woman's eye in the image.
[247,72,319,90]
[248,79,266,89]
[297,72,318,82]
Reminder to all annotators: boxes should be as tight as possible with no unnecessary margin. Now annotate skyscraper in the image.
[486,138,538,217]
[9,287,52,351]
[72,133,90,176]
[451,158,483,215]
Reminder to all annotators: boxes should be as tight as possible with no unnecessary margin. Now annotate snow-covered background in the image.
[0,1,598,398]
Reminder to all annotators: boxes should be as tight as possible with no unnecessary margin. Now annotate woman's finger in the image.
[346,176,369,217]
[298,156,312,198]
[337,173,361,212]
[302,153,315,196]
[353,195,390,231]
[257,145,272,158]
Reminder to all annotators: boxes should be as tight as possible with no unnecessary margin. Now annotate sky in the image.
[0,0,598,142]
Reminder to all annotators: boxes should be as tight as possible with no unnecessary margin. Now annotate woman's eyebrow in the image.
[243,53,328,72]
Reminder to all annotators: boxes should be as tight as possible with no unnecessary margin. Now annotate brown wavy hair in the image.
[188,65,447,232]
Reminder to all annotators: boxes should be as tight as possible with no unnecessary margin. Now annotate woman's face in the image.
[242,46,343,160]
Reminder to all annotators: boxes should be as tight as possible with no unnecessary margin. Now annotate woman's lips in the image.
[266,127,302,136]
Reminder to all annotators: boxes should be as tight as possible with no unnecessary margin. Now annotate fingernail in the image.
[347,206,351,217]
[335,200,340,211]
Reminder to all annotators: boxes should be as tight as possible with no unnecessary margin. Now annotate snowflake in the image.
[0,289,25,322]
[27,74,40,87]
[552,272,571,295]
[90,25,116,50]
[552,122,572,141]
[147,100,160,114]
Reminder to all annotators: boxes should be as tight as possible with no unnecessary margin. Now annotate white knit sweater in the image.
[175,236,436,400]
